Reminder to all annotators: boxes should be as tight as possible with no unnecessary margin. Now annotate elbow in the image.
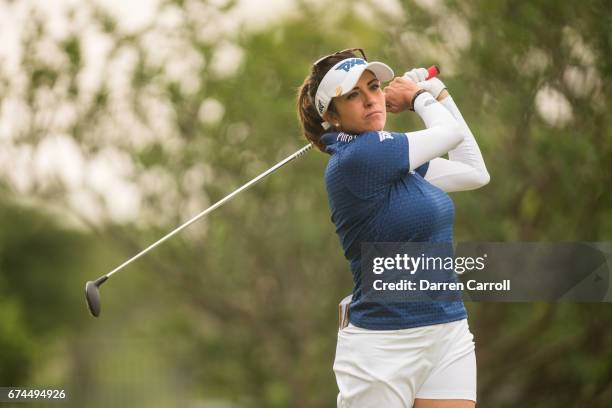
[461,170,490,191]
[473,170,490,188]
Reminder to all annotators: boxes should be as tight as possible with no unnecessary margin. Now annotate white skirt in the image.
[334,318,476,407]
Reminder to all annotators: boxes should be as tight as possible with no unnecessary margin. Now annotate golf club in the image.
[85,64,441,317]
[85,143,313,317]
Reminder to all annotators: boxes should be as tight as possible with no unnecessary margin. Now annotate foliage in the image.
[0,0,610,406]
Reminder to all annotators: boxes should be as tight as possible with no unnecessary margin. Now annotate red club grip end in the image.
[426,65,440,80]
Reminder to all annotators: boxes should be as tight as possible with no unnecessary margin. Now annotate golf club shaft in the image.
[105,143,313,279]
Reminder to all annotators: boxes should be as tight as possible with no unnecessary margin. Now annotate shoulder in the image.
[353,131,405,146]
[343,131,406,160]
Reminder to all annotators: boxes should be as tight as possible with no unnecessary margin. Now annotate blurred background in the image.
[0,0,610,406]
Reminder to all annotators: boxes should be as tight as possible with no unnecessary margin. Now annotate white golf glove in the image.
[403,68,447,99]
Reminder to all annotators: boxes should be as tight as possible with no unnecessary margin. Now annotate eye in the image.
[370,83,380,91]
[346,91,359,100]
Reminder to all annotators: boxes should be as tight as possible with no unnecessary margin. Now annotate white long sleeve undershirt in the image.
[405,93,490,192]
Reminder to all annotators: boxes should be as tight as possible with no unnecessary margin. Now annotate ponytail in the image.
[296,50,360,152]
[297,78,327,152]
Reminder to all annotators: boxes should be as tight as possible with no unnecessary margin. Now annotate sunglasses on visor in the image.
[312,48,367,70]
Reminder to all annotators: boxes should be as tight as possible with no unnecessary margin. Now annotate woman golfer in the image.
[297,49,489,407]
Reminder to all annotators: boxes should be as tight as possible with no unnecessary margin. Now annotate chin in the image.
[348,120,386,134]
[368,119,386,131]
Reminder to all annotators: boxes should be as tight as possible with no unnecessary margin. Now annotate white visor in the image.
[314,57,394,118]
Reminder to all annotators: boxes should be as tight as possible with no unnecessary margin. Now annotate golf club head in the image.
[85,276,108,317]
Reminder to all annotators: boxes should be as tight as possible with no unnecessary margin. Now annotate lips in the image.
[365,111,383,119]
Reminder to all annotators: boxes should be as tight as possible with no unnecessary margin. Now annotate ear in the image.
[323,110,340,126]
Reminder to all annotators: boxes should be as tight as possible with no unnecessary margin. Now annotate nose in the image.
[362,90,375,107]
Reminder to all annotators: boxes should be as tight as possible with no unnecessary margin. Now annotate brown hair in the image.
[296,50,363,152]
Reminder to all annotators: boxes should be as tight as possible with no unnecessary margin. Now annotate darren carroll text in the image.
[373,279,512,291]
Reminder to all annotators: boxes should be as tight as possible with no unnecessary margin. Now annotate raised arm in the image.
[406,92,465,170]
[383,77,464,171]
[400,68,490,192]
[424,95,490,191]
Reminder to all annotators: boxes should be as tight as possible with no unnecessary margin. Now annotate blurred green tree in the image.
[0,0,610,406]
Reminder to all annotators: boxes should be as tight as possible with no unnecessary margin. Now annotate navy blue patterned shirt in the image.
[322,130,467,330]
